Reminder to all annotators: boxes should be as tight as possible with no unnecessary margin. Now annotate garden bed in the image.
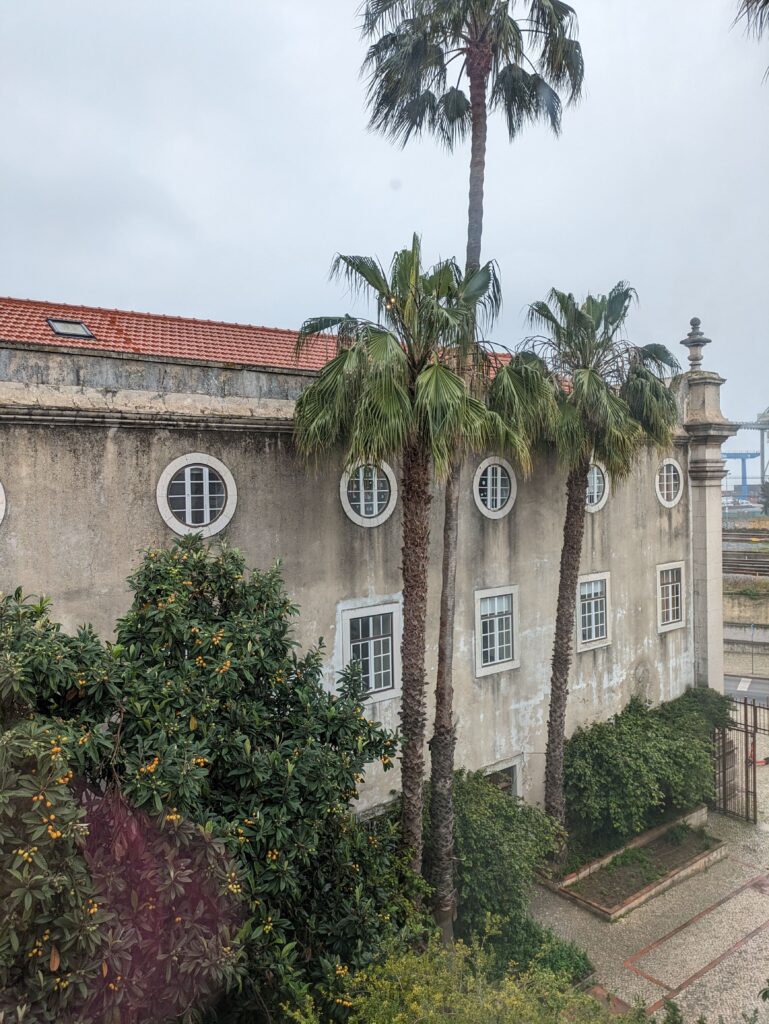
[546,807,728,921]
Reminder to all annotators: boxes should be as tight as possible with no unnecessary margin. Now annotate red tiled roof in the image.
[0,297,335,372]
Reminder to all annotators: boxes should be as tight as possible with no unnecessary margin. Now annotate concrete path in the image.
[530,738,769,1021]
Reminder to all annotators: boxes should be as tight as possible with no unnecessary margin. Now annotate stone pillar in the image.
[681,318,736,692]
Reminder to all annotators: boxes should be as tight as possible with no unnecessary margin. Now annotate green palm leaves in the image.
[295,234,508,477]
[361,0,584,150]
[519,282,680,478]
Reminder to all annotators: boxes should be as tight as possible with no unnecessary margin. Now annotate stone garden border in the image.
[544,806,728,922]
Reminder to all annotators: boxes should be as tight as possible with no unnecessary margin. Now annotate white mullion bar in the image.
[202,466,211,524]
[184,466,193,525]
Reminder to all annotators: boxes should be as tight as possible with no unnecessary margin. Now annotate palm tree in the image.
[294,234,505,874]
[361,0,584,919]
[518,283,680,825]
[361,0,584,273]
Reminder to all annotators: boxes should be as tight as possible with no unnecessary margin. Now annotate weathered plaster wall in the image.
[724,591,769,627]
[0,424,694,809]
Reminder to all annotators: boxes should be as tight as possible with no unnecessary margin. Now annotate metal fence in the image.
[715,698,760,823]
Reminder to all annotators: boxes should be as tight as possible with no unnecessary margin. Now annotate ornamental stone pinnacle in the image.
[680,316,711,370]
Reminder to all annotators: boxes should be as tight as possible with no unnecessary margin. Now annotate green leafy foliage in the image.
[564,690,730,847]
[0,718,243,1024]
[0,537,424,1022]
[288,938,612,1024]
[451,771,559,937]
[438,771,591,983]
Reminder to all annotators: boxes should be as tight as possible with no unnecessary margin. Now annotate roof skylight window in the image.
[46,318,94,339]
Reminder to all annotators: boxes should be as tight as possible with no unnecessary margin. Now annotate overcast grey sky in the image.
[1,1,767,454]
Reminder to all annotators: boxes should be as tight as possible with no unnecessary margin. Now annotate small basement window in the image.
[46,318,94,338]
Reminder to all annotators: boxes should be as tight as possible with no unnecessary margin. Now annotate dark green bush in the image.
[443,770,591,982]
[565,690,730,848]
[0,537,424,1022]
[452,770,558,938]
[498,917,593,983]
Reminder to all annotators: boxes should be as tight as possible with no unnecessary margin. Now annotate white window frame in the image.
[576,571,612,651]
[0,482,5,527]
[339,462,398,528]
[339,600,402,704]
[655,458,684,509]
[585,462,610,513]
[474,585,520,678]
[657,561,686,634]
[156,453,237,538]
[472,457,517,520]
[483,753,524,799]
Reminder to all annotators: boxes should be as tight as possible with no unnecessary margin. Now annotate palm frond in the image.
[349,366,414,466]
[488,355,557,444]
[296,233,507,469]
[490,63,563,138]
[331,253,391,301]
[635,343,681,376]
[736,0,769,37]
[294,347,368,456]
[522,279,680,472]
[296,314,359,355]
[361,0,583,150]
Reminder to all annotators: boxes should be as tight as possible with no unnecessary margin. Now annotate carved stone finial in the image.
[681,316,711,370]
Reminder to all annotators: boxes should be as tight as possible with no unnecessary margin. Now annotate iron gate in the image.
[713,698,763,823]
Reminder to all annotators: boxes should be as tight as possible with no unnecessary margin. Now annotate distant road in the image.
[725,674,769,704]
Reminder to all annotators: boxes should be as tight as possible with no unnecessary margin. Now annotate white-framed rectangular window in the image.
[339,601,402,703]
[474,585,520,677]
[577,572,612,651]
[657,561,685,633]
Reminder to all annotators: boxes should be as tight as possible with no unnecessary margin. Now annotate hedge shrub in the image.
[0,537,424,1022]
[289,938,629,1024]
[443,770,591,983]
[564,690,730,848]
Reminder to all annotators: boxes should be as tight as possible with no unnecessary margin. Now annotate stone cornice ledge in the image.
[0,381,297,433]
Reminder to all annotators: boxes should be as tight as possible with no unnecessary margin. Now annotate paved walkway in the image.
[530,739,769,1021]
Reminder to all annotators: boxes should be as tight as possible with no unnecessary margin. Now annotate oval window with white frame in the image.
[585,462,609,512]
[473,458,517,520]
[156,453,237,538]
[656,458,683,509]
[340,463,397,528]
[0,482,6,526]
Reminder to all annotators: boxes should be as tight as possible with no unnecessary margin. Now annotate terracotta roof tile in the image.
[0,296,334,372]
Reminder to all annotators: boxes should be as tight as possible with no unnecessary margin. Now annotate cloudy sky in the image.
[1,1,767,462]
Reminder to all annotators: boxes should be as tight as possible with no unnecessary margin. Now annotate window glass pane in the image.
[348,611,395,692]
[479,464,512,511]
[580,579,607,642]
[586,465,606,506]
[167,464,226,527]
[660,567,682,624]
[479,592,515,666]
[347,465,391,518]
[659,463,681,503]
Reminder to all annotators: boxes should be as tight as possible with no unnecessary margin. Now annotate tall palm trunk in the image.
[400,436,433,874]
[429,53,490,941]
[430,465,459,943]
[544,457,590,824]
[464,55,489,273]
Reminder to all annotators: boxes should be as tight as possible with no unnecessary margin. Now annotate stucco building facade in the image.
[0,299,734,808]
